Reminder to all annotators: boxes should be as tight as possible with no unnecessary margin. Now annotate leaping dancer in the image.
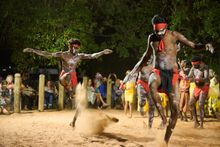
[23,38,113,127]
[122,15,214,144]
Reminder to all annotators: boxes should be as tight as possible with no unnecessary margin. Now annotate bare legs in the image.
[164,92,178,144]
[148,73,178,144]
[124,101,132,118]
[137,84,155,128]
[96,93,108,108]
[179,92,189,121]
[149,81,167,129]
[189,92,206,129]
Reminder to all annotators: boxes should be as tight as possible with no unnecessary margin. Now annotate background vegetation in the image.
[0,0,219,78]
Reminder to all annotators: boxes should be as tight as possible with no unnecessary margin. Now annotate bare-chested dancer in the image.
[123,15,214,144]
[24,39,112,94]
[23,38,112,127]
[188,56,209,129]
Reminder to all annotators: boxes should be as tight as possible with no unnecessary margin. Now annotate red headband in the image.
[153,23,167,30]
[191,61,201,65]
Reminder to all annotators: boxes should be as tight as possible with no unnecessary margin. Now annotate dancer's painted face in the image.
[155,28,166,38]
[70,44,80,54]
[153,23,167,39]
[191,61,201,69]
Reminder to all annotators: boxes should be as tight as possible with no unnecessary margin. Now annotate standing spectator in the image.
[179,60,191,121]
[44,80,57,109]
[123,70,137,118]
[108,73,117,108]
[207,74,220,117]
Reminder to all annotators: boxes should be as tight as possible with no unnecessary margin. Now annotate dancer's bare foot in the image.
[2,108,10,115]
[69,121,75,128]
[194,122,200,128]
[128,114,132,118]
[198,125,204,129]
[101,103,109,109]
[143,121,147,128]
[158,121,166,130]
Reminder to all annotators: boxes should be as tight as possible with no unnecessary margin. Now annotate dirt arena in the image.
[0,109,220,147]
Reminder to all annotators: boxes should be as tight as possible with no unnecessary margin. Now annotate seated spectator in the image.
[0,81,10,114]
[21,83,36,110]
[44,80,57,109]
[87,78,96,107]
[94,73,108,108]
[6,75,14,111]
[112,78,123,109]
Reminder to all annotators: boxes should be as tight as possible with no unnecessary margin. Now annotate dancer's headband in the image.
[153,23,167,31]
[191,61,201,66]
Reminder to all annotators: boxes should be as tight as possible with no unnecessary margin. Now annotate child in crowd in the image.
[123,70,136,118]
[179,60,190,121]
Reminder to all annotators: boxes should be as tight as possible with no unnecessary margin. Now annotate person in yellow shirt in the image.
[122,70,137,118]
[208,75,220,117]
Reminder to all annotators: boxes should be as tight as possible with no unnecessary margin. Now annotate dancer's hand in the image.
[103,49,113,54]
[23,48,34,53]
[205,43,214,54]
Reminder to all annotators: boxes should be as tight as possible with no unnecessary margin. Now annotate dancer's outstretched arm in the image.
[23,48,63,58]
[79,49,112,59]
[175,31,214,53]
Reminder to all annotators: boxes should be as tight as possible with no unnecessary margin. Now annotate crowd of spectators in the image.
[1,66,219,123]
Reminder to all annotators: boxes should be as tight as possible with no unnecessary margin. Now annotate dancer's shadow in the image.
[99,132,155,143]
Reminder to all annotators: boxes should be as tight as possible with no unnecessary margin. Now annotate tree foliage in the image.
[0,0,219,77]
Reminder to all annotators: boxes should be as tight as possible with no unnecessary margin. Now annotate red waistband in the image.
[137,79,149,92]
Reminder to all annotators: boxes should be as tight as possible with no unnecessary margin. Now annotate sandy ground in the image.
[0,108,220,147]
